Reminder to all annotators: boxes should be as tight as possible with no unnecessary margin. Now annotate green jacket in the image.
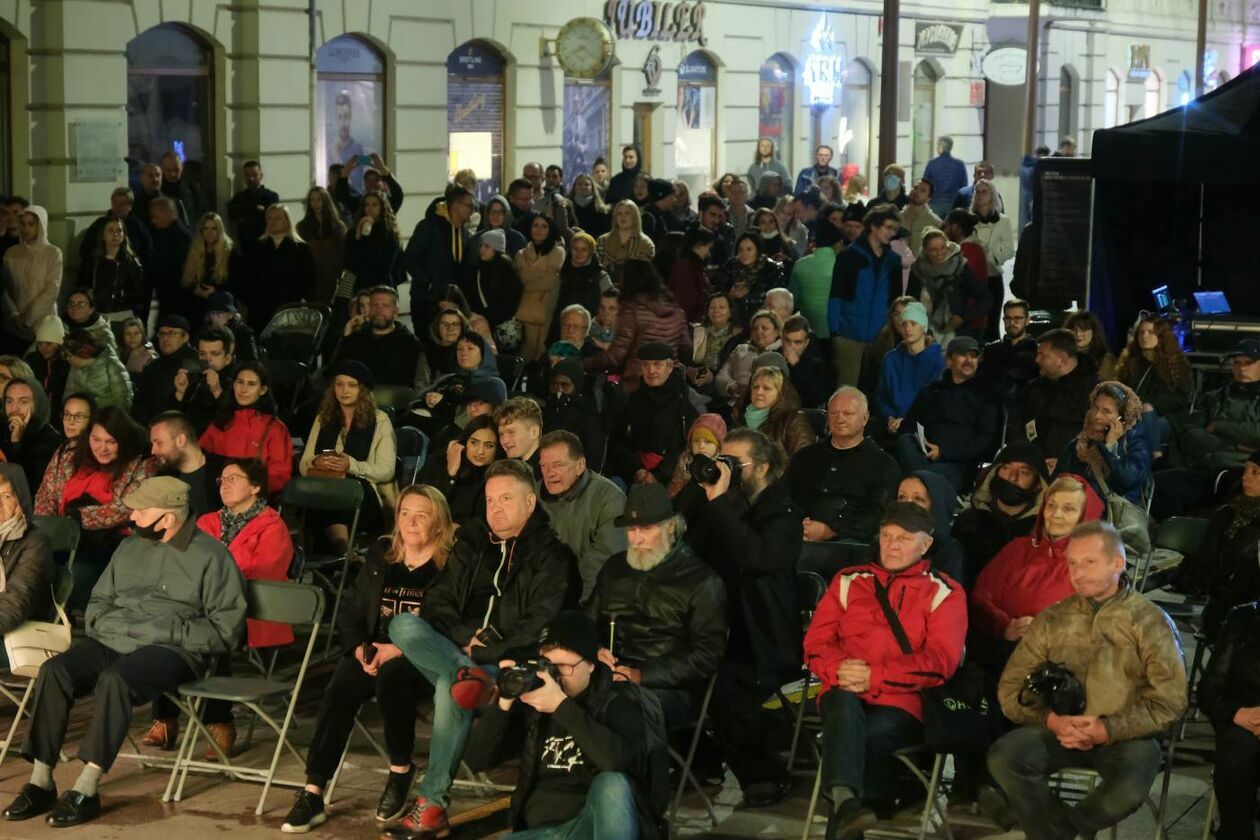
[998,583,1187,743]
[86,519,247,666]
[788,246,836,341]
[65,345,132,410]
[1181,380,1260,469]
[541,470,627,602]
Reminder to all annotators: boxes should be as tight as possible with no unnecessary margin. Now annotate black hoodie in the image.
[605,147,643,205]
[0,377,64,494]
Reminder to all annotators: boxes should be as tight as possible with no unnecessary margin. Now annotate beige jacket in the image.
[2,205,63,340]
[901,203,942,257]
[299,408,398,511]
[998,584,1187,743]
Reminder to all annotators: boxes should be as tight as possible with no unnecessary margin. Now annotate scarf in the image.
[1074,381,1143,477]
[219,498,266,545]
[315,413,377,461]
[701,323,735,370]
[0,510,28,546]
[1226,492,1260,540]
[730,257,766,300]
[744,404,770,431]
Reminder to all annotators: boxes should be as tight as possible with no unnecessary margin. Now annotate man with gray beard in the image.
[585,483,728,728]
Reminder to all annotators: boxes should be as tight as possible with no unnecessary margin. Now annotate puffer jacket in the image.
[197,506,294,648]
[514,242,566,361]
[0,464,54,634]
[804,558,966,720]
[829,238,917,343]
[586,292,691,391]
[65,344,132,410]
[585,540,728,689]
[716,339,782,398]
[970,475,1105,641]
[86,518,248,662]
[419,507,580,664]
[998,583,1187,742]
[1181,380,1260,470]
[1198,601,1260,730]
[199,409,293,495]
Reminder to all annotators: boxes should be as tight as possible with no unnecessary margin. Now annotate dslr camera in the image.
[1018,661,1086,716]
[689,453,741,485]
[497,658,562,699]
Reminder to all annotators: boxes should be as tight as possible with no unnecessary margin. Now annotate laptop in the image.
[1193,290,1231,315]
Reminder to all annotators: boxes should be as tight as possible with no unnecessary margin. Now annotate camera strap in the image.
[871,579,913,656]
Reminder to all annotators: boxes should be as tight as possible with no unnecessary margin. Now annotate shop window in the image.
[839,59,873,182]
[563,73,612,188]
[758,54,794,173]
[316,35,386,196]
[675,51,717,197]
[447,41,506,204]
[911,62,939,179]
[126,24,213,204]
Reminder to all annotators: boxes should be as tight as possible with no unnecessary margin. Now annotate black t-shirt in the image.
[524,700,596,829]
[177,452,227,519]
[377,560,440,641]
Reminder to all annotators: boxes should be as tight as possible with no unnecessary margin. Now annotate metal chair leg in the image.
[0,681,34,768]
[801,758,825,840]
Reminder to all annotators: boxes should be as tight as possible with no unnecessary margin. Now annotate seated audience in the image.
[494,396,544,477]
[1,477,244,829]
[978,299,1039,420]
[875,301,943,436]
[171,326,236,431]
[41,393,96,494]
[420,414,499,526]
[553,232,612,336]
[1053,381,1152,505]
[417,307,470,389]
[1,377,63,494]
[61,289,117,354]
[0,464,54,667]
[205,291,259,362]
[1018,328,1098,471]
[896,471,967,584]
[1065,310,1117,380]
[667,414,727,498]
[952,443,1050,584]
[779,315,830,409]
[668,225,715,322]
[132,315,194,422]
[803,501,965,837]
[714,231,783,325]
[716,309,782,404]
[732,364,815,457]
[1114,315,1192,453]
[425,375,507,460]
[606,342,698,487]
[281,486,451,832]
[462,228,522,330]
[197,361,293,495]
[686,291,742,395]
[596,200,656,286]
[542,358,605,472]
[148,411,226,520]
[334,286,422,390]
[118,316,157,375]
[1187,453,1260,639]
[63,328,131,411]
[989,521,1187,840]
[586,259,690,392]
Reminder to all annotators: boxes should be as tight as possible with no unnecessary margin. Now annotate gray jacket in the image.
[0,464,53,634]
[86,518,247,665]
[541,470,627,602]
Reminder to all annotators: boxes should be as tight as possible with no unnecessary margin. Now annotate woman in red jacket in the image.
[199,360,293,495]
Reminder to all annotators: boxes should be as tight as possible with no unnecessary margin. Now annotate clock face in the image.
[557,17,613,79]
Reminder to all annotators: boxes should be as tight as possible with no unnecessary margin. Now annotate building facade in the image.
[0,0,1255,276]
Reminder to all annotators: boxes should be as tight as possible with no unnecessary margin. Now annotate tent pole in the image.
[1194,0,1207,97]
[1022,0,1042,155]
[878,0,900,174]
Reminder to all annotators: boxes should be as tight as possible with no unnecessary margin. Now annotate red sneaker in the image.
[384,796,449,839]
[448,666,494,711]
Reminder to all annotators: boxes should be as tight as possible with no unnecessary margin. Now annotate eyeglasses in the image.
[67,301,90,310]
[549,660,585,676]
[62,412,89,422]
[216,474,249,486]
[157,329,185,339]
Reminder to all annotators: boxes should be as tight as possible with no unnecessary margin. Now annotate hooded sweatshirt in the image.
[2,206,63,341]
[907,469,967,584]
[0,463,55,634]
[404,195,471,300]
[970,473,1104,642]
[606,148,643,205]
[466,195,527,261]
[952,442,1050,580]
[0,377,64,494]
[876,342,945,420]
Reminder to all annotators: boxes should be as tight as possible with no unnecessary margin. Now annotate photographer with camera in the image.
[169,326,236,432]
[585,483,727,730]
[461,610,659,840]
[803,500,966,839]
[676,428,801,807]
[988,520,1187,840]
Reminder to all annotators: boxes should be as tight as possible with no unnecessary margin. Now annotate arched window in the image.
[447,41,506,203]
[126,24,213,205]
[316,35,386,196]
[1104,69,1121,129]
[675,51,718,196]
[839,60,873,183]
[563,69,612,189]
[758,54,794,173]
[1175,70,1193,107]
[911,62,940,179]
[1058,66,1078,143]
[1143,69,1163,118]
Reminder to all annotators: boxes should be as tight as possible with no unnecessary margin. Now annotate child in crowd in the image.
[119,316,158,374]
[591,287,619,350]
[667,413,727,497]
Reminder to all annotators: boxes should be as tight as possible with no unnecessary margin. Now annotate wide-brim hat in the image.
[614,483,675,528]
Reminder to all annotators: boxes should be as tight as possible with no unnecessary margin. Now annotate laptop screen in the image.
[1194,291,1231,315]
[1152,285,1171,310]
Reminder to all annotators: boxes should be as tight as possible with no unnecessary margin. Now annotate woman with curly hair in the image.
[1115,314,1193,450]
[1065,310,1117,379]
[345,189,401,293]
[1052,380,1152,504]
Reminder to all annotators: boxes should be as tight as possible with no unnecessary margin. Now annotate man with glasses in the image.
[979,298,1041,439]
[133,314,195,422]
[403,183,474,319]
[332,285,422,388]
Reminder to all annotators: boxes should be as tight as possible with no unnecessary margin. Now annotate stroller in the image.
[259,301,331,367]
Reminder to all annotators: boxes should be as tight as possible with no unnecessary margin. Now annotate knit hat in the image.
[688,414,728,449]
[463,376,507,407]
[480,229,507,255]
[752,351,790,377]
[815,219,843,249]
[329,359,374,389]
[993,441,1049,482]
[157,314,191,333]
[538,610,601,664]
[34,315,65,345]
[550,358,584,390]
[900,301,929,329]
[841,201,867,223]
[646,178,675,203]
[547,340,582,359]
[880,500,935,535]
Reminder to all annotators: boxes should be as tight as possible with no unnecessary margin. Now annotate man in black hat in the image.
[606,341,698,488]
[803,500,966,839]
[460,610,661,840]
[132,313,195,423]
[332,285,422,388]
[896,335,998,494]
[585,483,727,732]
[205,290,258,361]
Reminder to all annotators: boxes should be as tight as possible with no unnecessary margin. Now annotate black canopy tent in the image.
[1088,60,1260,343]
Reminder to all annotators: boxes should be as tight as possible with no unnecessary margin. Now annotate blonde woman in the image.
[240,203,316,330]
[180,212,242,322]
[281,484,455,832]
[595,199,656,285]
[567,172,610,238]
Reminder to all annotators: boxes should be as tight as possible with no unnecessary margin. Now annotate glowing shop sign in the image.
[802,16,845,106]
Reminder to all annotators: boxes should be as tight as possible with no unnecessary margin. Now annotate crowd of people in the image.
[0,134,1253,840]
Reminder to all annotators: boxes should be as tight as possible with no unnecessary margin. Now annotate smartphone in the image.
[361,642,377,662]
[356,154,373,166]
[318,449,337,457]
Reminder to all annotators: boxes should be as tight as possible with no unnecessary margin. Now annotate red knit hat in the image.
[688,413,728,448]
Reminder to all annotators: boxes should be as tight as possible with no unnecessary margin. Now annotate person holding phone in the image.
[1051,381,1152,505]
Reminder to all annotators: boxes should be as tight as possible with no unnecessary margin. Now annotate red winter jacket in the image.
[804,559,966,720]
[197,507,294,649]
[199,409,293,495]
[969,473,1104,641]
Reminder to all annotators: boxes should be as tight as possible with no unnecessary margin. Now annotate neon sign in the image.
[802,16,845,106]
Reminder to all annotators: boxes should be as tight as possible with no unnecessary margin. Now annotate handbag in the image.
[871,579,999,753]
[1,563,71,679]
[1089,464,1152,558]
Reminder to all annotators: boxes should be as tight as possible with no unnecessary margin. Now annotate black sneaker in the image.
[281,790,327,833]
[977,782,1018,830]
[375,765,417,822]
[826,797,878,840]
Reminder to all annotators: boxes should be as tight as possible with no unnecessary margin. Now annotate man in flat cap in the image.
[606,341,698,487]
[2,476,246,829]
[803,500,966,839]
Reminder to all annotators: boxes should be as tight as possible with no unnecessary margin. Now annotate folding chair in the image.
[33,515,80,570]
[798,540,870,582]
[803,408,827,439]
[667,672,719,830]
[0,566,74,768]
[162,580,326,815]
[263,359,310,422]
[395,426,430,486]
[373,385,419,422]
[784,570,828,775]
[496,354,525,391]
[279,477,363,655]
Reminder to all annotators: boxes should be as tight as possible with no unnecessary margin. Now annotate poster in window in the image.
[563,82,611,188]
[315,78,384,195]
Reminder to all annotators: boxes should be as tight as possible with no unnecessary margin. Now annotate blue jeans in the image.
[505,772,639,839]
[820,689,921,800]
[388,613,481,809]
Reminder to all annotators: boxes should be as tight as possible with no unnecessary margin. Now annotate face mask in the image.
[573,194,594,207]
[761,230,779,240]
[551,392,573,408]
[990,475,1037,508]
[884,175,902,192]
[134,518,166,541]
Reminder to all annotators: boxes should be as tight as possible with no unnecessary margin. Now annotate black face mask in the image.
[134,520,166,541]
[990,474,1037,508]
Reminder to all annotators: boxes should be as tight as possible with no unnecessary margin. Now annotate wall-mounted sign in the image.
[969,81,986,106]
[802,16,846,106]
[915,22,963,56]
[1127,43,1151,79]
[447,41,506,76]
[678,53,716,83]
[604,0,706,46]
[982,46,1027,86]
[72,121,126,182]
[642,45,662,93]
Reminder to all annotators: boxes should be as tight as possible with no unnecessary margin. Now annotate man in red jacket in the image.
[803,501,967,839]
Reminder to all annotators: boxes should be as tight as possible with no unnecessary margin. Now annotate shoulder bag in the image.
[1,563,71,679]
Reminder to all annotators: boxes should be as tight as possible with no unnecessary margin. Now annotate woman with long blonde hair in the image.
[180,212,242,321]
[240,202,317,329]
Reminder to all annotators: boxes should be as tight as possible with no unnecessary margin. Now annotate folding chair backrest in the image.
[496,355,525,391]
[395,427,429,484]
[803,408,827,439]
[1153,516,1209,559]
[34,516,80,555]
[796,570,828,629]
[247,580,326,627]
[373,386,418,416]
[52,566,74,610]
[281,476,364,513]
[798,540,869,582]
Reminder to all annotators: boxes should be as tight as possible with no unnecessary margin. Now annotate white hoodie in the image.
[2,205,62,340]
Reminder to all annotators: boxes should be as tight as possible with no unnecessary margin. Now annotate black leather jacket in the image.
[584,541,728,689]
[1199,601,1260,730]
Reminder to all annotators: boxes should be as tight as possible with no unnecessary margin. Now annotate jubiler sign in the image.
[915,22,963,56]
[604,0,707,46]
